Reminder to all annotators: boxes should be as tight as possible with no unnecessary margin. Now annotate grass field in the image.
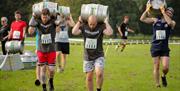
[0,44,180,91]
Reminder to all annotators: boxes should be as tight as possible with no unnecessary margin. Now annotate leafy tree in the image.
[0,0,179,36]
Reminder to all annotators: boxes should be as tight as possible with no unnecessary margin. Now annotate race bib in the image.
[125,31,128,37]
[85,38,97,49]
[13,31,20,39]
[41,34,52,44]
[59,31,68,39]
[156,30,166,40]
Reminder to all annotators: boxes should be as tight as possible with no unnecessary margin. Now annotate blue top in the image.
[35,29,39,50]
[151,18,172,51]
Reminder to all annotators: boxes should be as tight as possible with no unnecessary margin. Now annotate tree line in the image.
[0,0,179,37]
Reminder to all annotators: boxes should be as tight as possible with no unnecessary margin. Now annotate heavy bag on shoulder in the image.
[81,4,109,23]
[147,0,167,17]
[57,6,70,17]
[32,0,58,17]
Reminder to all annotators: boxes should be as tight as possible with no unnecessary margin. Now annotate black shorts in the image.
[55,42,70,54]
[150,49,170,57]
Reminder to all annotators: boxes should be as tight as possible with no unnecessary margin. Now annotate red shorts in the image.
[37,51,56,66]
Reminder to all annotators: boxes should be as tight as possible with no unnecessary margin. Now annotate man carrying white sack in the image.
[28,8,60,91]
[72,15,113,91]
[140,4,176,87]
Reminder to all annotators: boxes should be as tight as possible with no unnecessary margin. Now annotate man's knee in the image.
[154,66,160,71]
[96,72,103,79]
[163,66,169,72]
[87,77,93,82]
[40,65,47,72]
[49,71,54,77]
[86,73,93,82]
[153,63,160,72]
[96,69,104,79]
[162,57,169,72]
[49,66,55,76]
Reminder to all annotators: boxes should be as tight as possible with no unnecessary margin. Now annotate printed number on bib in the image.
[13,31,20,39]
[59,31,68,38]
[125,31,128,37]
[41,34,52,44]
[85,38,97,49]
[156,30,166,40]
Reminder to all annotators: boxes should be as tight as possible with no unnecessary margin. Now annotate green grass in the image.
[0,44,180,91]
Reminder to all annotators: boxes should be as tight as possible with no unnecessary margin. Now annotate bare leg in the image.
[48,66,55,90]
[115,42,120,50]
[95,67,104,91]
[35,50,41,86]
[36,63,40,80]
[153,57,161,87]
[60,53,66,71]
[35,63,41,86]
[40,65,47,90]
[161,56,169,87]
[120,44,126,52]
[120,40,127,52]
[56,52,61,72]
[86,71,94,91]
[40,65,46,84]
[161,56,169,76]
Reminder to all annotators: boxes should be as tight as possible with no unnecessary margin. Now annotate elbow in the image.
[72,27,81,35]
[72,30,77,35]
[70,24,75,28]
[107,30,113,36]
[110,28,113,35]
[140,15,145,22]
[167,21,173,26]
[28,31,33,35]
[28,28,34,35]
[140,17,143,22]
[167,23,171,27]
[72,31,75,35]
[107,27,113,36]
[71,22,75,27]
[109,31,113,36]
